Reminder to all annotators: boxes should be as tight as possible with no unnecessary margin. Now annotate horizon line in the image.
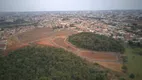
[0,9,142,13]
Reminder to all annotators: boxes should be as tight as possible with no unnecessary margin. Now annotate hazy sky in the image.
[0,0,142,12]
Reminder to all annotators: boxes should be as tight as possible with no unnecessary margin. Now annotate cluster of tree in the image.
[128,40,142,48]
[0,46,107,80]
[0,19,33,28]
[53,25,63,30]
[62,17,69,21]
[121,65,128,73]
[131,23,142,30]
[124,23,142,36]
[69,32,125,53]
[129,73,135,79]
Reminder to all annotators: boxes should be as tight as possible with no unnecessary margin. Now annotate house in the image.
[0,44,6,50]
[0,39,7,50]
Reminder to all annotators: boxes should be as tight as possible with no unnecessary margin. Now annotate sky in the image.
[0,0,142,12]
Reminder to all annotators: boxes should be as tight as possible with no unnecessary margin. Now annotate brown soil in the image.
[36,38,56,47]
[17,27,53,43]
[79,51,118,61]
[53,37,77,51]
[97,62,122,72]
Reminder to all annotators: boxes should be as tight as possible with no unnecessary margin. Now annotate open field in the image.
[35,38,57,47]
[5,28,122,72]
[125,48,142,80]
[17,27,53,43]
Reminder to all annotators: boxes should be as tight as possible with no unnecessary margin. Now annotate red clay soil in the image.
[54,30,76,36]
[53,37,77,51]
[97,62,122,72]
[36,38,56,47]
[79,51,118,61]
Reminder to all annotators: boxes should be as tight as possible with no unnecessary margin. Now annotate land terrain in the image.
[0,11,142,80]
[5,27,122,72]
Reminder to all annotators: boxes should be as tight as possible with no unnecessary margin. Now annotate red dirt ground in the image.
[97,62,122,72]
[36,38,57,47]
[53,37,77,51]
[79,51,118,61]
[17,27,53,43]
[54,30,77,36]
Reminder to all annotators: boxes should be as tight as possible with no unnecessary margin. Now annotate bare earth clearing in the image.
[5,28,122,72]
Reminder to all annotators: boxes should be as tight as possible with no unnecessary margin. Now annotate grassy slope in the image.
[125,48,142,80]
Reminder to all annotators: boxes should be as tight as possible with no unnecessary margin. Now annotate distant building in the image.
[0,39,7,50]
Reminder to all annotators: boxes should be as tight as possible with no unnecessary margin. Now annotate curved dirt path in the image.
[51,36,122,72]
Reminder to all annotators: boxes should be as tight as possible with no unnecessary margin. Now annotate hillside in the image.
[68,32,124,53]
[0,46,107,80]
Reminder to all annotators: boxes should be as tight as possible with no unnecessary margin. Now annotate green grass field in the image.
[125,48,142,80]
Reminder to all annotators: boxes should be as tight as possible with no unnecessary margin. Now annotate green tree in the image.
[121,65,127,73]
[0,46,107,80]
[129,73,135,79]
[69,32,124,53]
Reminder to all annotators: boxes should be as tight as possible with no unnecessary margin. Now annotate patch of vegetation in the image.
[0,50,3,54]
[0,19,34,28]
[68,32,124,53]
[128,40,142,48]
[125,48,142,80]
[121,65,127,73]
[7,36,20,46]
[124,23,142,36]
[119,77,126,80]
[0,46,107,80]
[129,73,135,79]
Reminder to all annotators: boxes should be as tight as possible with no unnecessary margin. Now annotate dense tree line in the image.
[128,40,142,48]
[124,23,142,36]
[69,32,124,53]
[0,46,107,80]
[0,19,34,28]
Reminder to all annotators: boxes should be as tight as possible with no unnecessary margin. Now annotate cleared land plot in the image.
[35,38,57,47]
[79,51,118,61]
[17,27,53,43]
[53,29,77,36]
